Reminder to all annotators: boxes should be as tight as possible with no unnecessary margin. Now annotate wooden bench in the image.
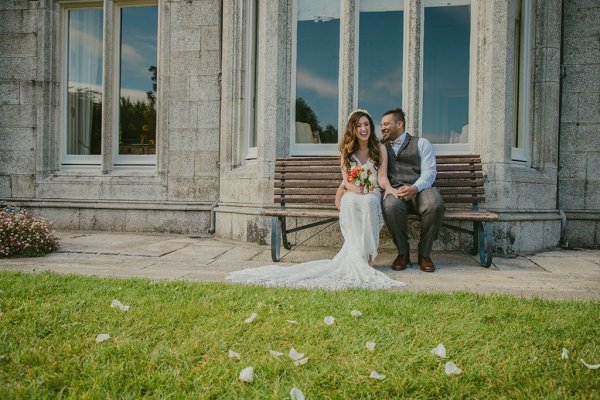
[262,155,498,267]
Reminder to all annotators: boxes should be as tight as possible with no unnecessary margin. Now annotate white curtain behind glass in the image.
[67,9,103,155]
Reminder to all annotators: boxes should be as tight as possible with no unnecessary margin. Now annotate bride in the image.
[226,109,405,290]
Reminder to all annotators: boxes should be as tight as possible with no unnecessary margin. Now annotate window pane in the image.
[246,0,258,151]
[358,1,403,129]
[67,8,103,155]
[295,1,339,144]
[423,4,470,144]
[118,6,158,156]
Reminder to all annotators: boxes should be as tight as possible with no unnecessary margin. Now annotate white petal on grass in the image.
[366,341,376,352]
[445,361,462,375]
[239,366,254,383]
[324,316,335,325]
[290,386,305,400]
[351,310,362,317]
[270,350,283,358]
[95,333,111,343]
[110,299,130,312]
[286,320,299,324]
[228,349,241,360]
[294,357,309,366]
[289,348,305,361]
[580,359,600,369]
[561,348,569,359]
[431,343,447,358]
[244,312,257,323]
[369,371,386,380]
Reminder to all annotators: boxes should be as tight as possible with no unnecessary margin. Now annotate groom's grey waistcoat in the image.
[386,133,420,187]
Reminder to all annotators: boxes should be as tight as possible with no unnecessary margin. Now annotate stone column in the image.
[338,0,357,128]
[404,0,421,135]
[101,0,115,174]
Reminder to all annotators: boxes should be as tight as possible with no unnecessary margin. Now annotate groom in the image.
[378,108,444,272]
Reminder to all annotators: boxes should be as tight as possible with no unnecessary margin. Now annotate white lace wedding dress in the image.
[226,157,405,290]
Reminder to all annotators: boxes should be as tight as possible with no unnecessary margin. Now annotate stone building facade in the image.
[0,0,598,253]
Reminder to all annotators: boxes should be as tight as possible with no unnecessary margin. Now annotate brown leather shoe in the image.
[418,254,436,272]
[391,253,411,271]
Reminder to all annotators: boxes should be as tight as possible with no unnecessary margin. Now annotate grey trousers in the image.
[382,187,445,257]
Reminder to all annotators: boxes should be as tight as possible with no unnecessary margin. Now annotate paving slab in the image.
[0,231,598,301]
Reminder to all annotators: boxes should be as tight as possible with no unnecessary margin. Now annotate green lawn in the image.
[0,271,598,399]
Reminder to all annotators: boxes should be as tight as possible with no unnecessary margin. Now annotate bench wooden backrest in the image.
[274,155,485,208]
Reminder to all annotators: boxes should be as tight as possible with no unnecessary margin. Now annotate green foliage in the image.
[0,272,598,399]
[0,207,59,258]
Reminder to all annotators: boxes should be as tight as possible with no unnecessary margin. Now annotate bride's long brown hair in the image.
[339,110,381,173]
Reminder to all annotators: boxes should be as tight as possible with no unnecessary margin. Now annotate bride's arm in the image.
[378,144,399,199]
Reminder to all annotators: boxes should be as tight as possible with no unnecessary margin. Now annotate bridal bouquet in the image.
[347,165,377,194]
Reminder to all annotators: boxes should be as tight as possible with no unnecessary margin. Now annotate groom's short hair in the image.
[382,108,406,126]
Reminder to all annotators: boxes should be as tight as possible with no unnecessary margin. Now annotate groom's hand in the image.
[397,185,418,201]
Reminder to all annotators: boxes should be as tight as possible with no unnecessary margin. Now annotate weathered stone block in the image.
[0,9,36,32]
[10,174,34,197]
[189,75,219,101]
[125,209,210,234]
[165,76,190,101]
[192,176,219,202]
[36,181,101,200]
[0,82,19,104]
[168,101,198,129]
[585,181,600,209]
[586,151,600,182]
[559,150,587,180]
[0,175,10,197]
[558,179,586,209]
[199,50,220,75]
[564,6,600,38]
[0,57,36,80]
[171,28,202,52]
[566,219,597,248]
[562,64,600,93]
[0,149,34,174]
[194,152,219,177]
[167,151,196,177]
[32,207,80,230]
[560,123,600,153]
[168,128,199,151]
[0,33,36,56]
[0,127,34,151]
[563,35,600,66]
[196,128,219,151]
[0,104,35,127]
[197,100,220,128]
[80,208,127,231]
[169,51,201,76]
[167,177,196,201]
[560,91,578,124]
[577,92,600,123]
[200,25,220,51]
[100,182,167,201]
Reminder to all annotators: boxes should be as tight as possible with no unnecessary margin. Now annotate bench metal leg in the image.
[478,222,493,268]
[270,217,281,262]
[280,217,292,250]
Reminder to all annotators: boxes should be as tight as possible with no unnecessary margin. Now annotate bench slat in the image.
[275,181,342,188]
[274,173,341,180]
[263,208,498,222]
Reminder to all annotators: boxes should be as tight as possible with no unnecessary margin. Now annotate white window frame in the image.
[113,1,158,166]
[290,0,341,156]
[60,0,159,167]
[419,0,473,156]
[511,0,533,163]
[245,0,258,160]
[60,3,103,166]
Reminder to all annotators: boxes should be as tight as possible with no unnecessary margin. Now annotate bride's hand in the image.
[347,183,363,194]
[383,187,399,200]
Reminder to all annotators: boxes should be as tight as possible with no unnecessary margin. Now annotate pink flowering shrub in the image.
[0,205,59,257]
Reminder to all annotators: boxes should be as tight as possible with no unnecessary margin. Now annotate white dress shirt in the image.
[390,132,437,192]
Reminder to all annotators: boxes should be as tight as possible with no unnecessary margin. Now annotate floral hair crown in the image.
[347,108,371,122]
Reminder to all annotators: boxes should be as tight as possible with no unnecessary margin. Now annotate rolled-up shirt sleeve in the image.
[413,138,437,192]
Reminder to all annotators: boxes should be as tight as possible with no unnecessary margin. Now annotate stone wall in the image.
[0,0,222,235]
[559,0,600,248]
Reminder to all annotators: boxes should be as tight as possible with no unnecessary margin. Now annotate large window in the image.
[244,0,258,159]
[512,0,532,162]
[65,8,103,160]
[358,1,404,128]
[422,0,471,147]
[62,2,158,166]
[293,1,340,152]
